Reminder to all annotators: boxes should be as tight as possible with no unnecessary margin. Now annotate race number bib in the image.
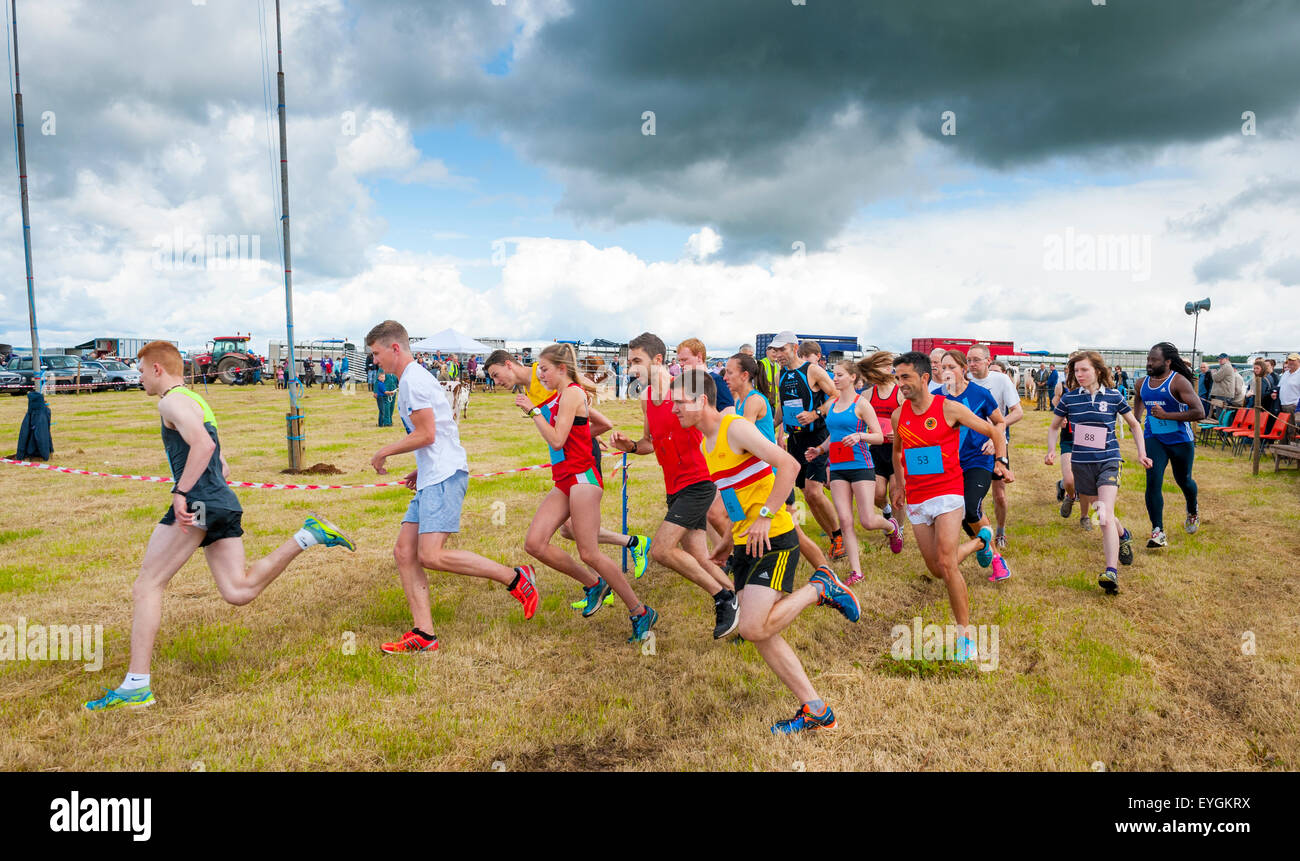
[1072,423,1107,450]
[828,440,854,464]
[904,445,943,475]
[878,417,892,438]
[1149,416,1181,435]
[782,398,805,429]
[720,487,747,522]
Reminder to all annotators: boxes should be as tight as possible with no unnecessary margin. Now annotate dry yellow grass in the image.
[1,384,1296,771]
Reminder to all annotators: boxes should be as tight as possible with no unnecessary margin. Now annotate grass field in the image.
[1,383,1297,771]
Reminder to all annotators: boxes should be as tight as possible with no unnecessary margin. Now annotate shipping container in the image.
[911,337,1017,360]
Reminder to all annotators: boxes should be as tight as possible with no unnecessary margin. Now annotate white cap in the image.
[769,330,799,348]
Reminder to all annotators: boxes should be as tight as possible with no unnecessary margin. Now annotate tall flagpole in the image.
[11,0,41,393]
[275,0,302,469]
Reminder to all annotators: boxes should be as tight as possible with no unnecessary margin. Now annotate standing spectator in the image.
[302,355,315,388]
[340,354,350,387]
[1277,353,1300,443]
[466,354,478,390]
[366,352,378,392]
[610,357,621,397]
[275,360,285,389]
[322,356,334,389]
[376,369,398,426]
[1115,365,1130,401]
[1209,353,1245,408]
[1046,365,1060,404]
[1248,359,1279,415]
[1197,361,1213,415]
[1035,363,1050,410]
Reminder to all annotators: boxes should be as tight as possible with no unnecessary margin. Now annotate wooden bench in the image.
[1272,444,1300,472]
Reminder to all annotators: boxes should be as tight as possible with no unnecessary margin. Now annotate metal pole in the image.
[274,0,302,469]
[621,451,629,574]
[11,0,40,394]
[1191,311,1200,371]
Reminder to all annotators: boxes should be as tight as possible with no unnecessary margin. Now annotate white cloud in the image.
[684,227,722,261]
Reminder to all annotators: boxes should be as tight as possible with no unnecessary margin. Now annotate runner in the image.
[890,351,1006,662]
[1131,342,1204,548]
[672,369,860,734]
[483,350,651,598]
[927,348,946,394]
[519,343,658,642]
[866,356,906,527]
[803,354,905,586]
[966,345,1023,550]
[724,352,837,577]
[85,341,355,711]
[1052,354,1087,528]
[608,333,738,639]
[1046,351,1152,594]
[365,321,539,654]
[772,332,844,559]
[937,350,1013,582]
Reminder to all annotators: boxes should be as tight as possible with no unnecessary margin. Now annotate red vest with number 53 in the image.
[896,394,964,504]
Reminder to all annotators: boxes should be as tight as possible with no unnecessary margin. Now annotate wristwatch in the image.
[996,456,1010,467]
[525,407,542,418]
[758,506,775,519]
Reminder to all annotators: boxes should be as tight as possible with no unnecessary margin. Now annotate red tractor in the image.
[186,335,258,385]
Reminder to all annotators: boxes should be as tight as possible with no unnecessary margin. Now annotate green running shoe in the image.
[85,686,155,712]
[629,535,651,579]
[303,512,356,551]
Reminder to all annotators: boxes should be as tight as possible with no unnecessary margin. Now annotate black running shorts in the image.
[161,501,244,547]
[729,529,800,594]
[664,479,716,532]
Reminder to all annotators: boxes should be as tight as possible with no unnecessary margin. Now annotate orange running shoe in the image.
[830,532,846,560]
[510,565,539,620]
[382,629,439,654]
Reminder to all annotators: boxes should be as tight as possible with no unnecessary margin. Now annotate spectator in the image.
[1248,359,1278,415]
[1278,353,1300,443]
[275,361,285,389]
[322,356,334,389]
[610,357,621,397]
[302,355,315,388]
[739,343,755,357]
[340,354,350,387]
[1197,361,1213,415]
[1115,365,1130,400]
[466,354,477,389]
[376,369,398,426]
[1209,353,1245,408]
[1046,364,1060,401]
[1035,363,1050,410]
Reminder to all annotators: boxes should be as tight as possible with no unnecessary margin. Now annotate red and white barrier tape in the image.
[0,457,636,489]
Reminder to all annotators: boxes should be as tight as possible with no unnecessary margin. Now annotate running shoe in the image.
[953,636,980,662]
[975,525,994,568]
[988,554,1011,582]
[1118,529,1134,566]
[810,567,860,623]
[629,535,652,579]
[570,592,615,610]
[581,578,612,617]
[770,703,837,735]
[628,605,659,643]
[843,570,863,587]
[1098,568,1119,595]
[85,686,155,711]
[713,592,739,639]
[1060,493,1075,519]
[382,629,439,653]
[303,512,356,551]
[1146,528,1168,549]
[509,565,539,620]
[1056,479,1065,502]
[830,533,846,560]
[886,517,904,554]
[1080,515,1092,531]
[995,532,1008,550]
[1184,513,1199,535]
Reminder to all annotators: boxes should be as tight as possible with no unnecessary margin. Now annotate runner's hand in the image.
[796,410,817,426]
[514,393,533,412]
[804,446,820,462]
[980,439,995,455]
[610,431,634,453]
[172,494,194,531]
[1044,451,1057,466]
[995,462,1015,483]
[371,451,388,474]
[1139,456,1153,469]
[1150,404,1172,420]
[403,470,417,490]
[746,517,772,557]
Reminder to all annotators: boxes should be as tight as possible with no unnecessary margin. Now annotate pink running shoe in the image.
[886,517,904,554]
[844,570,863,586]
[988,554,1011,582]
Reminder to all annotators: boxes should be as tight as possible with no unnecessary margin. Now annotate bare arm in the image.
[160,395,216,493]
[532,385,583,450]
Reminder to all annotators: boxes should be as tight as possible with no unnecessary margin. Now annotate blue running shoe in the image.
[953,636,979,663]
[85,686,155,711]
[810,567,860,623]
[627,605,658,643]
[629,535,651,579]
[571,592,615,610]
[975,526,994,568]
[303,513,356,551]
[582,578,612,617]
[770,703,837,734]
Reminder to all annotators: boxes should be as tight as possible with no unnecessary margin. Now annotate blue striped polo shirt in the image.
[1053,386,1131,464]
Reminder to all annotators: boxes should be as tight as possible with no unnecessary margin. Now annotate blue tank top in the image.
[823,394,874,471]
[1140,373,1194,444]
[739,389,776,443]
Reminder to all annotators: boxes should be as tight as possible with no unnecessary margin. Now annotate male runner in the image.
[1131,342,1204,548]
[368,321,539,653]
[672,370,859,734]
[484,350,651,594]
[86,341,355,711]
[609,333,739,639]
[772,332,844,558]
[966,345,1023,550]
[890,352,1006,662]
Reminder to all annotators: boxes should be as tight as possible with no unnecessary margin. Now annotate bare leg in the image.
[204,535,304,607]
[1096,484,1124,570]
[829,479,861,575]
[911,510,970,629]
[524,488,599,587]
[737,586,820,703]
[802,479,839,537]
[127,523,205,674]
[653,520,729,593]
[567,484,642,611]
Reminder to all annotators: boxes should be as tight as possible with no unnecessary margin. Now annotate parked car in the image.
[5,355,107,393]
[82,359,141,391]
[0,368,22,392]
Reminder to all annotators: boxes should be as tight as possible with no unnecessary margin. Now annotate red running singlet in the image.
[543,383,600,488]
[868,382,901,431]
[645,391,711,494]
[895,394,964,504]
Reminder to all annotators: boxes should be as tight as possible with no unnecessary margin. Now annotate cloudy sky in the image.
[0,0,1297,355]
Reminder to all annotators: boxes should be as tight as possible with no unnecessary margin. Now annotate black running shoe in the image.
[1098,569,1119,595]
[1056,479,1065,502]
[1118,529,1134,566]
[713,592,739,639]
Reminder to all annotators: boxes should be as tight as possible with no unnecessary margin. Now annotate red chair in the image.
[1258,413,1289,451]
[1229,411,1269,455]
[1215,409,1249,449]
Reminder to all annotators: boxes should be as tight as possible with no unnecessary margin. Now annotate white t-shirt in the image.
[398,361,468,489]
[1279,368,1300,407]
[968,371,1019,414]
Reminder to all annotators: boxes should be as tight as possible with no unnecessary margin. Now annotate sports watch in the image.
[758,506,775,519]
